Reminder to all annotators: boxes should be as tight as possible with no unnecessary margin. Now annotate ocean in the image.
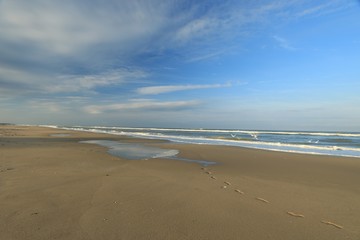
[46,125,360,158]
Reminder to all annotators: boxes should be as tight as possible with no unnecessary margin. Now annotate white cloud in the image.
[0,0,350,60]
[0,0,171,56]
[0,0,234,98]
[0,0,356,128]
[137,83,231,95]
[84,100,200,114]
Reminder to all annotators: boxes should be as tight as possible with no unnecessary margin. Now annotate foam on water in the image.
[47,125,360,159]
[70,125,360,137]
[120,133,360,158]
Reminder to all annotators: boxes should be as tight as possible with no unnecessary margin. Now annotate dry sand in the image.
[1,125,359,240]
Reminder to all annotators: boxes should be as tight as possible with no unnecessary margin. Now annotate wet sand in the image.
[1,126,359,240]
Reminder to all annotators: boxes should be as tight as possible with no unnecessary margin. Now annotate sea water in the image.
[46,125,360,158]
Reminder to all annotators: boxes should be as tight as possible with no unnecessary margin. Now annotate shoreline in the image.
[1,125,360,239]
[40,125,360,159]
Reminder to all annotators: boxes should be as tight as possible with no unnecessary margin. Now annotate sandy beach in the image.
[1,125,359,240]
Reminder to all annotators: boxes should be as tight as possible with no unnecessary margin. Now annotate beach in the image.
[1,125,359,240]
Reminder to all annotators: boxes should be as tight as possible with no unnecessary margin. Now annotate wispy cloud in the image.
[137,83,231,95]
[175,17,216,43]
[52,69,147,93]
[84,100,200,114]
[0,1,172,56]
[30,101,63,113]
[273,35,297,51]
[0,65,51,95]
[0,1,347,85]
[0,1,234,98]
[295,1,355,18]
[0,0,357,128]
[186,49,228,63]
[0,66,146,96]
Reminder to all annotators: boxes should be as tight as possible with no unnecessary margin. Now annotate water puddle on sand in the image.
[50,133,71,137]
[80,140,216,166]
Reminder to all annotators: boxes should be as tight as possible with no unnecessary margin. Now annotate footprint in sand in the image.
[321,220,343,229]
[234,189,244,194]
[287,211,304,218]
[255,197,270,203]
[199,165,343,231]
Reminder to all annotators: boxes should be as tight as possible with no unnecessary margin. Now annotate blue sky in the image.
[0,0,359,131]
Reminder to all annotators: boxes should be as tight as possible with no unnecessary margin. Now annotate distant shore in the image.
[1,125,359,240]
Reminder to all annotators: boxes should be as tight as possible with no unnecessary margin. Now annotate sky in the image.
[0,0,359,131]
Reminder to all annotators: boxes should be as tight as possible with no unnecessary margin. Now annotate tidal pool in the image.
[81,140,216,166]
[50,133,71,137]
